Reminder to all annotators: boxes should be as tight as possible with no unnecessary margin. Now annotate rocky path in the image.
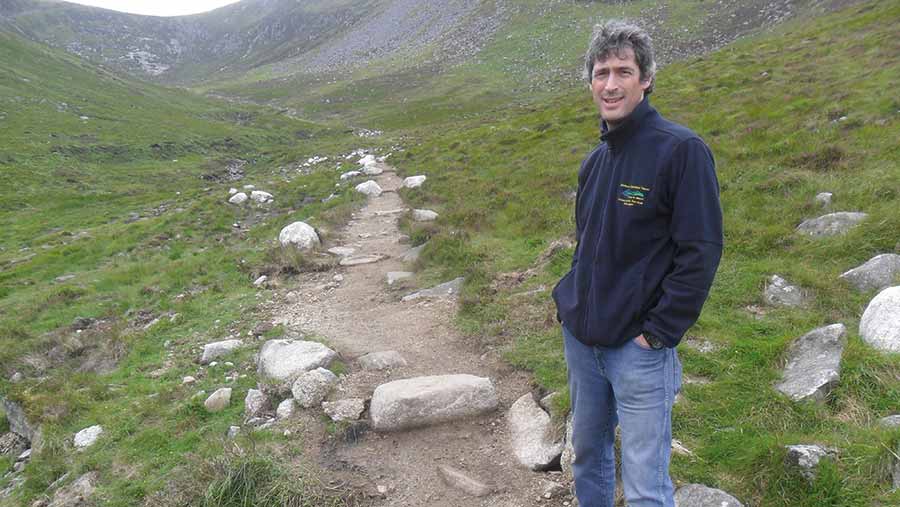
[272,165,560,506]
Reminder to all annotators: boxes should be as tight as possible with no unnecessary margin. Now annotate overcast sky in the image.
[64,0,242,17]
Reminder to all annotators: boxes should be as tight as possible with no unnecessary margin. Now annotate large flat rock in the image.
[401,277,464,302]
[860,286,900,352]
[775,324,846,402]
[840,254,900,292]
[796,212,867,237]
[257,339,337,383]
[675,484,744,506]
[200,339,243,365]
[370,374,498,431]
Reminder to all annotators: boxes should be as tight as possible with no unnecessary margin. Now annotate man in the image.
[552,21,723,507]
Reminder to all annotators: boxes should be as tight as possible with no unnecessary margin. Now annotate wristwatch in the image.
[643,331,665,350]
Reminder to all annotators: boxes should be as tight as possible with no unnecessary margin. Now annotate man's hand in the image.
[634,334,652,350]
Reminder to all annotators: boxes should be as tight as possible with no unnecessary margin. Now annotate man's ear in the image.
[640,75,653,92]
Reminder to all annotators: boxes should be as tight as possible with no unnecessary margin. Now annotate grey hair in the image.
[583,20,657,95]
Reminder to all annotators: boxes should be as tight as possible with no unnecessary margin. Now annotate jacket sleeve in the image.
[643,138,723,347]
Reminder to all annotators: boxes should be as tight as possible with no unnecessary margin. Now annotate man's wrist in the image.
[642,331,666,349]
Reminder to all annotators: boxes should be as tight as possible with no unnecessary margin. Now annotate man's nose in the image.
[602,73,620,90]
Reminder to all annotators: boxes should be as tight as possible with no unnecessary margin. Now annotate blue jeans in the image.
[563,325,682,507]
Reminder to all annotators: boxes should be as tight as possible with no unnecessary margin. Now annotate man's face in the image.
[590,48,651,127]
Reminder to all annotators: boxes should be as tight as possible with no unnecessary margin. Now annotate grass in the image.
[387,1,900,505]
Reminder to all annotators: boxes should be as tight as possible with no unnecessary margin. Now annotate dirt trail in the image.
[273,165,564,506]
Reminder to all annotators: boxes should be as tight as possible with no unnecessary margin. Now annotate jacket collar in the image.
[600,96,654,150]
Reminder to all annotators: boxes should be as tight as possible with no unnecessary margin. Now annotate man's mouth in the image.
[603,96,623,106]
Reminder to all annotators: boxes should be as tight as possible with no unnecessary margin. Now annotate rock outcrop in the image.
[796,212,867,237]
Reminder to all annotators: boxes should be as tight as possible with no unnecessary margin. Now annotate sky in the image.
[63,0,242,17]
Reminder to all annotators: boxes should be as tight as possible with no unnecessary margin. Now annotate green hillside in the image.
[0,28,369,506]
[391,1,900,505]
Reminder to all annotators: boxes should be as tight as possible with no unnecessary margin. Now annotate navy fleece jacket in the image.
[552,97,723,348]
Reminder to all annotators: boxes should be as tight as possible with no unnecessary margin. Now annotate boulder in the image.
[403,175,427,188]
[275,399,295,420]
[841,254,900,293]
[250,190,273,203]
[278,222,320,250]
[796,212,867,237]
[327,246,356,257]
[204,388,232,412]
[340,170,361,180]
[73,425,103,449]
[244,389,268,418]
[437,465,493,497]
[859,286,900,352]
[785,444,838,482]
[412,209,438,222]
[322,399,365,422]
[358,351,408,371]
[763,275,808,307]
[253,275,268,287]
[228,192,248,205]
[400,244,425,263]
[370,374,498,431]
[200,339,243,365]
[507,393,564,471]
[291,368,338,408]
[229,188,238,195]
[814,192,833,208]
[674,484,744,507]
[355,180,383,197]
[257,339,336,384]
[340,254,384,266]
[401,277,464,302]
[386,271,413,286]
[775,324,846,402]
[48,471,98,507]
[878,414,900,428]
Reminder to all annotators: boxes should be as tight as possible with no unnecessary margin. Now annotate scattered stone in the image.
[403,175,427,188]
[878,415,900,428]
[796,212,868,237]
[340,254,385,266]
[764,275,808,307]
[250,190,273,203]
[71,317,95,331]
[674,484,744,506]
[0,432,27,457]
[73,425,103,449]
[253,275,268,287]
[228,192,248,205]
[327,246,356,257]
[291,368,338,408]
[775,324,846,402]
[200,339,243,365]
[508,393,564,471]
[400,244,425,263]
[275,399,295,420]
[386,271,413,286]
[362,165,383,176]
[323,399,365,422]
[204,388,232,412]
[437,465,493,497]
[672,439,694,456]
[785,444,838,482]
[815,192,833,208]
[859,286,900,352]
[540,480,568,499]
[244,389,268,418]
[893,443,900,490]
[333,274,344,282]
[840,254,900,293]
[358,351,408,371]
[358,154,376,166]
[257,339,337,383]
[370,374,499,431]
[48,471,98,507]
[278,222,320,250]
[226,426,240,439]
[412,209,438,222]
[229,188,238,195]
[401,277,464,302]
[54,274,76,283]
[182,376,196,384]
[355,180,383,197]
[243,185,255,190]
[9,372,23,383]
[340,170,362,180]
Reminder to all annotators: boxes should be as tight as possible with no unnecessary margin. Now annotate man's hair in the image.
[583,20,656,95]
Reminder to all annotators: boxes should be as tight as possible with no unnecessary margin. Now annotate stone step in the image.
[370,374,498,431]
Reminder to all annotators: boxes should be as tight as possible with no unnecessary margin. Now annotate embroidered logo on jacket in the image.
[618,183,651,207]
